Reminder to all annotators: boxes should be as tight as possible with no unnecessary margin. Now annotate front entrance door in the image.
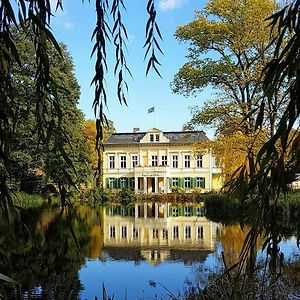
[151,177,155,193]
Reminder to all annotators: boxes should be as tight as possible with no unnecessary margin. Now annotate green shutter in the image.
[179,206,184,216]
[169,205,173,216]
[179,178,183,188]
[105,178,109,188]
[192,177,196,188]
[169,177,172,188]
[201,177,205,188]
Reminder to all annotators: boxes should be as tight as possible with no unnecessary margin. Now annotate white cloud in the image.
[158,0,187,11]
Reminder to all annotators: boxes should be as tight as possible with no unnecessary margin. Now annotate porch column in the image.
[143,176,147,194]
[134,176,138,193]
[155,176,158,193]
[135,204,139,218]
[144,203,148,219]
[163,177,167,194]
[163,203,168,218]
[155,203,159,219]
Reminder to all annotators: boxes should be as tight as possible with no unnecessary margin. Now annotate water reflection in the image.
[102,203,219,265]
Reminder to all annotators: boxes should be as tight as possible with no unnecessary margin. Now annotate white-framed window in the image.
[109,225,116,239]
[132,227,139,239]
[172,154,178,168]
[162,229,168,240]
[184,177,191,189]
[184,206,191,216]
[185,225,191,239]
[120,155,126,168]
[155,134,159,142]
[196,155,203,168]
[108,178,115,189]
[132,155,138,167]
[108,155,115,169]
[184,154,190,168]
[150,134,154,142]
[196,177,205,189]
[120,177,127,188]
[173,226,179,239]
[161,155,168,166]
[172,177,179,187]
[152,155,158,167]
[197,226,204,239]
[196,207,205,217]
[152,228,159,239]
[172,207,179,217]
[121,225,127,239]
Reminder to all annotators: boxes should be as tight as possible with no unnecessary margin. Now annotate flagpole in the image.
[154,110,155,128]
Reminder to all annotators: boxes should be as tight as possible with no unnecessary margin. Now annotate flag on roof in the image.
[148,107,155,113]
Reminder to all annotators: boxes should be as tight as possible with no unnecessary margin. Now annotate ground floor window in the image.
[197,226,204,239]
[171,178,179,187]
[109,225,116,239]
[185,225,191,239]
[184,177,192,189]
[132,227,139,239]
[121,226,127,239]
[173,226,179,239]
[196,177,205,189]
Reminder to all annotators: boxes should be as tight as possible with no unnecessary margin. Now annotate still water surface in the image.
[1,202,299,299]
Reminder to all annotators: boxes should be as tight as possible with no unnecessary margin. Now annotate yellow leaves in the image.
[195,130,268,184]
[82,120,98,170]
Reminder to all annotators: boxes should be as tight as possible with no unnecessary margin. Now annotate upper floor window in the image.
[121,225,127,239]
[109,225,116,239]
[149,133,159,142]
[152,228,159,239]
[185,226,191,239]
[173,226,179,239]
[196,155,203,168]
[120,155,126,168]
[108,155,115,169]
[184,154,190,168]
[150,134,154,142]
[172,155,178,168]
[197,226,204,239]
[196,177,205,189]
[155,134,159,142]
[172,207,179,217]
[161,155,167,166]
[184,177,191,189]
[196,207,205,217]
[132,155,138,168]
[162,229,168,240]
[132,227,139,239]
[152,155,158,167]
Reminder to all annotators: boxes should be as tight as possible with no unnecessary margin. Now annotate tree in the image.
[172,0,286,136]
[5,28,91,194]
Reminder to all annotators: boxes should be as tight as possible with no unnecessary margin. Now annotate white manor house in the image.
[103,128,222,193]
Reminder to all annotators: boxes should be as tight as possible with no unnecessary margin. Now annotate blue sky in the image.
[50,0,213,135]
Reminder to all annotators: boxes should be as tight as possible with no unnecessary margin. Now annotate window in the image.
[173,226,179,239]
[184,177,191,189]
[120,177,127,188]
[161,155,168,166]
[162,229,168,240]
[196,177,205,189]
[184,154,190,168]
[152,228,159,239]
[152,155,158,167]
[109,225,116,239]
[155,134,160,142]
[172,155,178,168]
[196,207,205,217]
[172,207,179,217]
[197,226,204,239]
[184,206,191,216]
[132,155,138,167]
[172,178,179,187]
[121,226,127,239]
[185,226,191,239]
[108,178,115,189]
[131,177,135,189]
[196,155,203,168]
[150,134,154,142]
[108,155,115,169]
[120,155,126,168]
[133,227,139,239]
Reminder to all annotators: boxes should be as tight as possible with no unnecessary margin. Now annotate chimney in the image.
[133,127,140,133]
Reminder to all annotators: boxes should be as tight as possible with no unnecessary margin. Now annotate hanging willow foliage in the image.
[0,0,163,205]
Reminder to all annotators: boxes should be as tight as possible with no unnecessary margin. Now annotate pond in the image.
[0,202,299,299]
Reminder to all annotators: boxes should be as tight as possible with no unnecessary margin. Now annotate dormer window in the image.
[149,133,159,142]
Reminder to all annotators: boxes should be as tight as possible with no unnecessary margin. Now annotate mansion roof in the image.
[105,129,209,146]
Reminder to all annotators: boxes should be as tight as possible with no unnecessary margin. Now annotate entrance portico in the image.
[134,175,169,194]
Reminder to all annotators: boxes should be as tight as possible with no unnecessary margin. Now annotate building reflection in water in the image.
[102,202,219,265]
